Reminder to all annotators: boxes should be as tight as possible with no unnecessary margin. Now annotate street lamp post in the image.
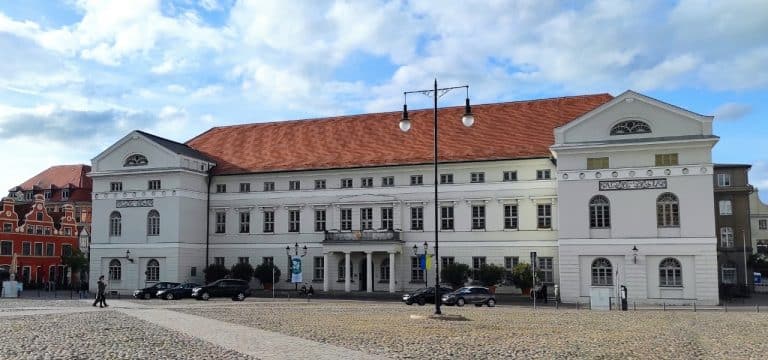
[286,242,308,292]
[399,79,475,315]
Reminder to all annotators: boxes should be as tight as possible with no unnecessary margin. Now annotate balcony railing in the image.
[323,229,402,243]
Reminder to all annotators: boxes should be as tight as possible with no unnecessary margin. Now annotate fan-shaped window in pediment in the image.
[124,154,148,167]
[610,120,651,135]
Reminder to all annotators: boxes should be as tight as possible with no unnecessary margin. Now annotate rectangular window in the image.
[504,205,519,229]
[313,257,324,281]
[472,205,486,230]
[288,210,300,232]
[760,219,768,230]
[45,243,54,257]
[587,157,610,170]
[720,227,734,248]
[719,200,733,215]
[263,182,275,192]
[411,207,424,230]
[239,183,250,192]
[22,242,30,256]
[62,244,73,257]
[61,189,70,200]
[110,182,123,192]
[360,208,373,230]
[148,180,161,190]
[536,170,551,180]
[340,178,353,188]
[3,223,11,232]
[722,267,737,284]
[410,175,423,185]
[470,172,485,183]
[216,184,227,193]
[441,257,455,268]
[239,211,250,233]
[410,257,424,282]
[314,179,326,190]
[25,191,33,200]
[34,243,43,256]
[238,257,249,264]
[263,211,274,233]
[717,173,731,187]
[655,153,679,166]
[315,209,326,232]
[503,171,517,182]
[441,206,454,230]
[381,176,394,187]
[340,208,352,231]
[191,267,197,277]
[214,257,225,266]
[381,207,393,230]
[215,211,226,233]
[361,177,373,188]
[440,173,454,184]
[504,256,519,284]
[472,256,486,279]
[262,257,274,266]
[539,257,554,283]
[44,190,51,200]
[0,241,11,256]
[537,204,552,229]
[289,180,301,191]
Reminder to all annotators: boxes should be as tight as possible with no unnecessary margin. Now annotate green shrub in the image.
[510,263,542,290]
[230,262,254,282]
[254,263,281,285]
[203,263,229,284]
[478,264,506,287]
[441,263,470,289]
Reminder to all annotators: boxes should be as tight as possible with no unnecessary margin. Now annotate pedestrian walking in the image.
[93,275,108,308]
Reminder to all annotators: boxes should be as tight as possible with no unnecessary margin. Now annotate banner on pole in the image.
[290,256,303,283]
[426,254,432,270]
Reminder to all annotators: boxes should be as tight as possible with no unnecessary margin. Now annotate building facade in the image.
[750,189,768,255]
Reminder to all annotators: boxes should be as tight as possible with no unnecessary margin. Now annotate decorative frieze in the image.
[116,199,154,208]
[599,178,667,191]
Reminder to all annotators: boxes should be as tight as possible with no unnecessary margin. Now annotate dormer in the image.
[59,204,78,237]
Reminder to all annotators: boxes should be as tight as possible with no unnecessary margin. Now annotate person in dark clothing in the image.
[307,285,314,296]
[541,284,548,304]
[93,275,108,308]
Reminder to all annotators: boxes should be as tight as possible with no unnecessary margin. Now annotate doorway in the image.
[359,259,367,291]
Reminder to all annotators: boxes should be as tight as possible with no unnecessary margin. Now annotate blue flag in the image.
[419,254,426,269]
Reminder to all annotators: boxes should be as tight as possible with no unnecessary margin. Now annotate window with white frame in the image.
[470,172,485,183]
[655,153,679,166]
[720,227,734,247]
[411,206,423,230]
[313,257,324,280]
[340,208,352,231]
[314,179,326,190]
[239,183,250,192]
[337,260,346,281]
[148,180,161,190]
[288,210,300,232]
[61,189,70,200]
[361,177,373,188]
[537,204,552,229]
[659,258,682,287]
[215,211,226,233]
[214,257,225,266]
[504,204,518,229]
[539,257,553,283]
[22,242,30,256]
[504,256,519,284]
[441,206,454,230]
[314,209,326,232]
[757,240,768,254]
[0,241,11,255]
[440,173,453,184]
[471,205,485,230]
[536,170,551,180]
[717,173,731,187]
[410,257,424,282]
[146,259,159,282]
[62,244,72,257]
[589,195,611,228]
[238,257,249,264]
[109,211,122,236]
[46,243,54,256]
[381,207,394,230]
[110,182,123,192]
[381,176,395,187]
[263,210,274,233]
[262,257,274,266]
[591,258,613,286]
[263,182,275,191]
[472,256,486,280]
[289,180,301,191]
[380,258,390,282]
[340,178,353,188]
[410,175,423,185]
[34,242,43,256]
[719,200,732,215]
[360,208,373,230]
[657,193,680,227]
[239,211,250,233]
[44,190,51,200]
[760,219,768,230]
[441,257,455,268]
[147,210,160,236]
[721,262,737,284]
[4,222,14,233]
[216,184,227,193]
[109,259,122,281]
[503,171,517,181]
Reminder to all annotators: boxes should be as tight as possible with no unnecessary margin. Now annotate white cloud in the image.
[714,103,753,121]
[166,84,187,94]
[199,0,220,11]
[191,85,223,98]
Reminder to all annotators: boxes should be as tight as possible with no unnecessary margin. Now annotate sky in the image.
[0,0,766,201]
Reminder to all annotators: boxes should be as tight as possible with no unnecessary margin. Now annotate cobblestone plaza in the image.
[1,298,767,359]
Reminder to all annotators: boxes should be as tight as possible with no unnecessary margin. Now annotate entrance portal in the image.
[359,259,367,291]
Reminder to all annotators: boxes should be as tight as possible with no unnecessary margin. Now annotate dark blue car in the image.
[157,282,200,300]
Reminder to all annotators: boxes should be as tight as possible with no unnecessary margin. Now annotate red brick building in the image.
[0,195,79,286]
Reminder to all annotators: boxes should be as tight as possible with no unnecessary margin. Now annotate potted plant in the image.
[441,263,470,289]
[203,263,230,284]
[511,263,541,295]
[478,264,506,293]
[254,263,281,290]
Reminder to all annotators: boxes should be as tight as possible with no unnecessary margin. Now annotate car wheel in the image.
[405,299,413,305]
[475,303,482,307]
[201,292,210,301]
[456,298,465,307]
[165,293,174,300]
[143,293,151,300]
[487,299,496,307]
[234,292,246,301]
[417,298,426,306]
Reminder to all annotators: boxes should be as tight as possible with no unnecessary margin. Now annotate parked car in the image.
[191,279,251,301]
[402,286,454,305]
[157,282,201,300]
[133,282,180,299]
[441,286,496,307]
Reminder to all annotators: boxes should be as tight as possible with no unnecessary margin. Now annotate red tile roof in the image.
[187,94,613,175]
[15,165,93,191]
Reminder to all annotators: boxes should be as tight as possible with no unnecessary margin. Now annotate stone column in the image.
[366,252,373,293]
[323,253,329,292]
[389,251,396,293]
[344,251,351,293]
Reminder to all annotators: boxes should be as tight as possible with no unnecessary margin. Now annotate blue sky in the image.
[0,0,766,201]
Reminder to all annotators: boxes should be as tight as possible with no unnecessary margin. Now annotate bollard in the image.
[307,293,311,303]
[724,303,727,313]
[633,301,636,311]
[757,305,760,313]
[663,302,666,311]
[693,302,696,312]
[576,301,580,310]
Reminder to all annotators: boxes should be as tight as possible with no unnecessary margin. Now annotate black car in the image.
[441,286,496,307]
[133,282,180,299]
[191,279,251,301]
[156,282,201,300]
[402,286,454,305]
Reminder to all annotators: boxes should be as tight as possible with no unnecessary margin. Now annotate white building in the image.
[750,190,768,254]
[89,91,721,304]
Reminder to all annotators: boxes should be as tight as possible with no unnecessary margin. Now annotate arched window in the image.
[337,260,346,281]
[659,258,682,287]
[380,259,390,282]
[610,120,651,135]
[589,195,611,228]
[109,259,122,281]
[657,193,680,227]
[124,154,148,167]
[109,212,122,236]
[721,262,737,284]
[147,210,160,236]
[591,258,613,286]
[146,259,159,282]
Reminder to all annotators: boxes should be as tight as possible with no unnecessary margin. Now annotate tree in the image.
[441,263,470,289]
[204,263,230,284]
[478,264,506,287]
[510,263,542,290]
[230,262,254,282]
[254,263,281,287]
[61,248,89,274]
